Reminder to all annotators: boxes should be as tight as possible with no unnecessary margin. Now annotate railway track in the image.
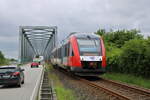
[100,78,150,99]
[80,77,150,100]
[57,68,150,100]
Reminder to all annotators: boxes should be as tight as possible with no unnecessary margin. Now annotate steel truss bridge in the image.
[19,26,57,63]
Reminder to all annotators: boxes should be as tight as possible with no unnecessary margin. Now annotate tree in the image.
[0,51,5,59]
[119,39,150,77]
[96,29,143,48]
[0,51,6,65]
[96,29,106,36]
[96,29,150,78]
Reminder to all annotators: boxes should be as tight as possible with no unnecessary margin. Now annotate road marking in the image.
[30,67,43,100]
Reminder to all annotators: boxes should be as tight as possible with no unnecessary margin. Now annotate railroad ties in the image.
[80,78,150,100]
[39,71,57,100]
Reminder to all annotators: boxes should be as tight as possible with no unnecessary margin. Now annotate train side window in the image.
[72,50,74,56]
[65,44,67,57]
[69,44,74,56]
[61,46,64,58]
[58,48,61,58]
[67,43,69,57]
[59,48,61,58]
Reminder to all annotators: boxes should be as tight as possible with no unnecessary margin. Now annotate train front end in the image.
[70,33,106,76]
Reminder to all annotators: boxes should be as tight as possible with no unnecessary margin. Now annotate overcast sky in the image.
[0,0,150,59]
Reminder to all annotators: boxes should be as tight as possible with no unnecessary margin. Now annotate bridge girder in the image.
[19,26,57,63]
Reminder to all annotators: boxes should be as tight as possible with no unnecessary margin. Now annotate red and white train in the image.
[50,32,106,76]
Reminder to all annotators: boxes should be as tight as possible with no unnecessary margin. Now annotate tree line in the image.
[0,51,8,65]
[96,29,150,78]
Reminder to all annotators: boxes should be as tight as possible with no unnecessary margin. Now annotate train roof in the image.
[52,32,101,52]
[69,32,100,38]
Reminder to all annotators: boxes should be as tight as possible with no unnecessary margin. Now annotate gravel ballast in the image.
[48,67,113,100]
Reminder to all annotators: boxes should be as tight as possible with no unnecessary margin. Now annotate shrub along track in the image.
[56,67,150,100]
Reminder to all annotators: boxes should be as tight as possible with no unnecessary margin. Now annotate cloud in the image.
[0,36,18,58]
[0,0,150,58]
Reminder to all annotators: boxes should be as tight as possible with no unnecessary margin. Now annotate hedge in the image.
[96,29,150,78]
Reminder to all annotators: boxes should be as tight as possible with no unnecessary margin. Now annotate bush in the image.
[97,29,143,47]
[118,39,150,78]
[96,29,150,78]
[105,44,122,72]
[0,51,7,65]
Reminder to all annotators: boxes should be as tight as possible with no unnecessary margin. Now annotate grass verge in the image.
[46,64,76,100]
[102,73,150,89]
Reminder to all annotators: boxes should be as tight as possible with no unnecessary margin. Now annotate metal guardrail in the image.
[38,71,57,100]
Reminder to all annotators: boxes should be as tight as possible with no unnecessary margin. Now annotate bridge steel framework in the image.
[19,26,57,63]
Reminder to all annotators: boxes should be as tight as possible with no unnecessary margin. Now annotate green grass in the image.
[102,73,150,89]
[55,86,76,100]
[46,64,76,100]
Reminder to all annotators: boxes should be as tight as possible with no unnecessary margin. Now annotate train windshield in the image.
[77,39,101,56]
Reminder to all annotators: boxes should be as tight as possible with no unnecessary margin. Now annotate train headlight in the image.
[90,62,94,66]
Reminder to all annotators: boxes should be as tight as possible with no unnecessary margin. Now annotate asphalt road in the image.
[0,64,43,100]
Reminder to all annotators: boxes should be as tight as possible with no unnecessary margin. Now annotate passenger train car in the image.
[51,32,106,76]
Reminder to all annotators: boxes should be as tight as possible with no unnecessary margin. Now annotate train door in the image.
[68,42,74,66]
